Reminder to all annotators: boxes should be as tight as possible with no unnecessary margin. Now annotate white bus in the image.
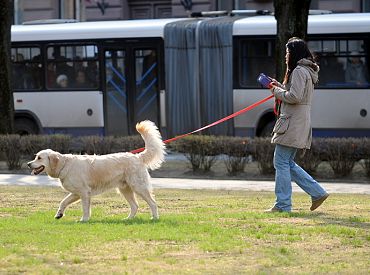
[10,12,370,138]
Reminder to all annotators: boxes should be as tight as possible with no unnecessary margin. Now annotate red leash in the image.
[131,94,274,154]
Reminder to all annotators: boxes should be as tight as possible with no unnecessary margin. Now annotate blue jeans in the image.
[273,144,328,212]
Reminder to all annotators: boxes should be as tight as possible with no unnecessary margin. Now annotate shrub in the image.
[295,138,323,174]
[80,135,145,155]
[320,138,362,177]
[220,136,250,175]
[358,138,370,178]
[250,137,275,175]
[22,134,72,164]
[1,133,369,179]
[0,135,23,170]
[112,135,145,153]
[79,136,116,155]
[362,159,370,178]
[172,135,221,172]
[46,135,72,153]
[21,135,49,158]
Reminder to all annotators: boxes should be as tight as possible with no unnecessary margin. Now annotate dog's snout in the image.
[27,161,32,168]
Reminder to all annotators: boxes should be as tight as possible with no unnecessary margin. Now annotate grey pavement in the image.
[0,174,369,195]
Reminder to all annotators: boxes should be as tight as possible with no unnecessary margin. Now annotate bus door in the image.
[104,49,129,136]
[132,48,160,131]
[103,47,160,136]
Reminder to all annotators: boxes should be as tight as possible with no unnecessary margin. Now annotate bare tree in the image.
[274,0,311,81]
[0,0,14,134]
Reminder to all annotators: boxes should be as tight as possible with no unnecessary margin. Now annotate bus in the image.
[10,12,370,138]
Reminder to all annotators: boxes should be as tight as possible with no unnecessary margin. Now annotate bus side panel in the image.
[234,88,370,137]
[233,89,274,136]
[312,89,370,130]
[14,91,104,132]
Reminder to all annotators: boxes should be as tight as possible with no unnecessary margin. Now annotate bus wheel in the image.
[14,118,39,135]
[260,120,275,137]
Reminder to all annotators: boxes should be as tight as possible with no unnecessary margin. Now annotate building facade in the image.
[13,0,370,24]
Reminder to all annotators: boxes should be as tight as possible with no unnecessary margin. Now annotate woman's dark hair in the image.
[283,37,315,84]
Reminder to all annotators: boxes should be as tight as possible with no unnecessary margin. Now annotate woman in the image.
[266,37,329,212]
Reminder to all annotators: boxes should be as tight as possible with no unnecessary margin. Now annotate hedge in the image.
[0,134,369,179]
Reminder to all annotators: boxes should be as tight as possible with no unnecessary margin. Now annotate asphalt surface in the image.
[0,173,369,194]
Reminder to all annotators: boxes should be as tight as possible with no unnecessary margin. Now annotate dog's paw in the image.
[54,213,64,219]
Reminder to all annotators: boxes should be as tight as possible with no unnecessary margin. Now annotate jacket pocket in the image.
[273,115,290,134]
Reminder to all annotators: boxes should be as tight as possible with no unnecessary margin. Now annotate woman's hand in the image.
[269,77,281,87]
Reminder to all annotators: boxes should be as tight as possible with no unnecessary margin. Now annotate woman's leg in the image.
[289,157,328,201]
[272,144,296,212]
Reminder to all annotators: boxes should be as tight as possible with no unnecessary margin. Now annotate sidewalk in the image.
[0,174,369,194]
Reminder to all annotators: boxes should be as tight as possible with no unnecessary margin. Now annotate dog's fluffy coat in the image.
[27,120,165,222]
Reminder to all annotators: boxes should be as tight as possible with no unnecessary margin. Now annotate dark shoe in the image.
[264,206,283,213]
[310,193,329,211]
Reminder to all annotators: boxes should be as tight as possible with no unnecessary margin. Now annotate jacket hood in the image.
[298,58,319,84]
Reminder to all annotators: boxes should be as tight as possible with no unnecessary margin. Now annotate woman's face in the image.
[285,48,290,65]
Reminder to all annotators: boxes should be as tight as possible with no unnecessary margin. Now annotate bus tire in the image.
[14,118,39,135]
[260,120,275,137]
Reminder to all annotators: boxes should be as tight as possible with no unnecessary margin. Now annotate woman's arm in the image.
[271,67,306,104]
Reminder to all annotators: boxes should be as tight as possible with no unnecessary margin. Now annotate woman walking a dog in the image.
[266,37,329,212]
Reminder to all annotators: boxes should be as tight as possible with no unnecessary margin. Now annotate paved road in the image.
[0,174,369,194]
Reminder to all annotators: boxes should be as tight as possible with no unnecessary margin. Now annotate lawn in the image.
[0,186,369,274]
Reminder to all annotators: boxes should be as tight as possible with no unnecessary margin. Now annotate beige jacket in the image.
[271,59,319,149]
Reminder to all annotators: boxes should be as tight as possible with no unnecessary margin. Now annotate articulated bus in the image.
[10,12,370,138]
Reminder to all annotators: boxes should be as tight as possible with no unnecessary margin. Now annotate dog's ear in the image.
[48,152,60,173]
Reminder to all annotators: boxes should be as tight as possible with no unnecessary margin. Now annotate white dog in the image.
[27,120,165,222]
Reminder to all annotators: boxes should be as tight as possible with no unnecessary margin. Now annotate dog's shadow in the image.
[60,216,162,226]
[98,217,160,225]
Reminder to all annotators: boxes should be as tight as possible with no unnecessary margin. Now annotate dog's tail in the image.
[136,120,166,170]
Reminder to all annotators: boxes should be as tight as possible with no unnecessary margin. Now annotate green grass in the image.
[0,186,369,274]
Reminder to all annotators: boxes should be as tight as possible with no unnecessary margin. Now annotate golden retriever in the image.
[27,120,165,222]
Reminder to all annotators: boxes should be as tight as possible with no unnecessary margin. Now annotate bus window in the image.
[11,47,42,90]
[323,40,336,53]
[344,40,369,87]
[46,44,99,89]
[310,39,370,88]
[315,53,346,86]
[238,39,275,88]
[345,54,369,86]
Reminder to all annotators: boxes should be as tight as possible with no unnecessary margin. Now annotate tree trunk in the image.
[0,0,14,134]
[274,0,311,82]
